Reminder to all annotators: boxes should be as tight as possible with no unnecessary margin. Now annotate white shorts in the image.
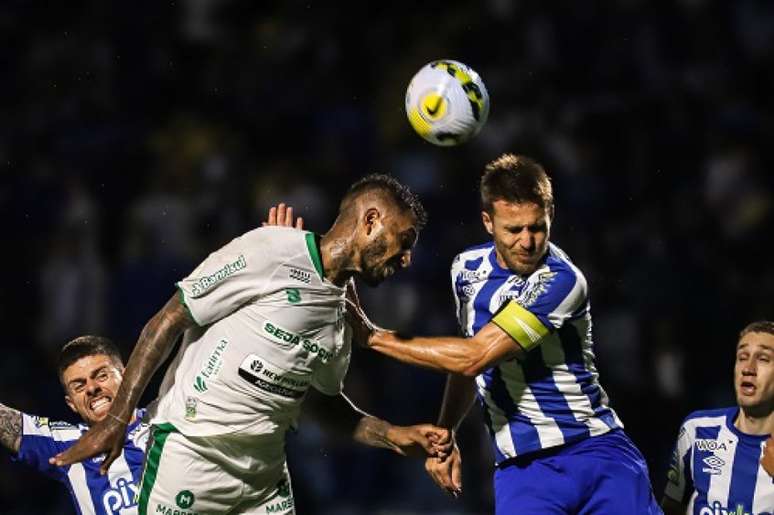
[138,424,295,515]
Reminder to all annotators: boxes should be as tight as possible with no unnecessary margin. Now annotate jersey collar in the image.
[305,232,325,280]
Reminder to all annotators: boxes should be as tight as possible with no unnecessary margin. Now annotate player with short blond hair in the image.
[662,321,774,515]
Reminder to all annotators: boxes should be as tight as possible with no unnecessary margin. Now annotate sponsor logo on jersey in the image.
[189,255,246,297]
[697,501,766,515]
[266,498,295,513]
[288,268,311,284]
[155,503,198,515]
[238,355,310,399]
[176,490,195,509]
[102,477,138,515]
[262,321,333,363]
[701,454,725,475]
[695,439,729,452]
[32,416,49,428]
[193,338,229,392]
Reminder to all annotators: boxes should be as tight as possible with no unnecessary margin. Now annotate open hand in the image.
[762,436,774,477]
[263,203,304,229]
[49,416,128,475]
[386,423,452,458]
[425,440,462,498]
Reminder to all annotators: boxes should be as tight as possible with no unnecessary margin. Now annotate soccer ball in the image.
[405,59,489,146]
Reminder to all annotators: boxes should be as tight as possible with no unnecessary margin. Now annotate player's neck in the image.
[319,231,356,287]
[735,407,774,435]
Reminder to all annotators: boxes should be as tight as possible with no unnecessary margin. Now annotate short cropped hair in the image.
[739,320,774,340]
[480,154,554,217]
[340,174,428,230]
[58,335,124,385]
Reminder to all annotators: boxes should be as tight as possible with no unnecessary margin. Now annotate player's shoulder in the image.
[22,415,84,441]
[452,241,494,269]
[238,226,306,247]
[539,243,587,289]
[681,407,736,428]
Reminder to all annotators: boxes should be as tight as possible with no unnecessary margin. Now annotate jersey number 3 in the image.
[286,288,301,304]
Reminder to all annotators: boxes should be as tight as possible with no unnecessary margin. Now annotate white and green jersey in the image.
[148,226,350,442]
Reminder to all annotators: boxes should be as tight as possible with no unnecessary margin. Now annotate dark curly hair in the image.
[340,174,428,230]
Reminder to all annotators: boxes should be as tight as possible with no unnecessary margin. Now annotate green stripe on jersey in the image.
[176,284,200,326]
[305,232,324,280]
[138,423,177,515]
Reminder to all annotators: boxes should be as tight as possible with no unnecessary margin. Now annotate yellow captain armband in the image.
[490,300,551,351]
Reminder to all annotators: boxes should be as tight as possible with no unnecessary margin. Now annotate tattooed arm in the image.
[50,293,194,473]
[0,402,22,454]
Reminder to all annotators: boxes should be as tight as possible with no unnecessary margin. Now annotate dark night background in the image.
[1,1,773,513]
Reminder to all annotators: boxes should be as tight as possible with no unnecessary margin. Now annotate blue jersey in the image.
[13,409,149,515]
[451,241,622,463]
[665,407,774,515]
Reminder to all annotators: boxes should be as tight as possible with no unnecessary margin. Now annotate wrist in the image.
[368,329,394,349]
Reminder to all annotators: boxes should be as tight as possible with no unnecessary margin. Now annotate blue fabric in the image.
[493,430,663,515]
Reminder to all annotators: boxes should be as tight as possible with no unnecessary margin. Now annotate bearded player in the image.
[51,175,450,514]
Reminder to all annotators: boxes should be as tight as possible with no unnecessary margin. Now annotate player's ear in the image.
[364,207,382,236]
[64,395,78,415]
[481,210,494,235]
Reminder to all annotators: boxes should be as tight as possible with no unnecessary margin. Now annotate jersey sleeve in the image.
[490,265,586,351]
[450,255,466,335]
[12,414,73,481]
[311,324,352,396]
[663,420,694,503]
[177,228,286,326]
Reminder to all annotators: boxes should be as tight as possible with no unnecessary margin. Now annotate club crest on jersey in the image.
[518,269,556,308]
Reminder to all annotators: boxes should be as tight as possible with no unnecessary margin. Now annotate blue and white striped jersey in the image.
[451,241,622,463]
[13,409,149,515]
[665,407,774,515]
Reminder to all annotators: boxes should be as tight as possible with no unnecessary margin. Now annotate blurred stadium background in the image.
[2,1,773,513]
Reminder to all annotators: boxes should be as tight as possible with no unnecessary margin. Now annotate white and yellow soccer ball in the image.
[405,59,489,146]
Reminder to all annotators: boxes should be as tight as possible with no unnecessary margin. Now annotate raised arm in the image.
[51,293,194,473]
[0,402,21,454]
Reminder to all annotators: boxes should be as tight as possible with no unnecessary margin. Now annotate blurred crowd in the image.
[2,0,773,513]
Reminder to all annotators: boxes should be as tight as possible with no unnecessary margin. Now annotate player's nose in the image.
[518,232,535,250]
[85,380,101,395]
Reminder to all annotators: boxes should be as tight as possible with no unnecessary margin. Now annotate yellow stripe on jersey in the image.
[491,300,550,351]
